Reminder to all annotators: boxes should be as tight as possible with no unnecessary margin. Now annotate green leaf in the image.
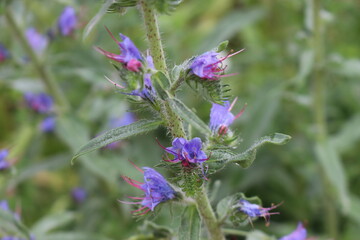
[72,119,162,162]
[215,40,229,53]
[315,141,350,213]
[36,232,113,240]
[0,208,31,239]
[31,212,76,235]
[179,206,201,240]
[349,195,360,225]
[216,195,234,221]
[214,133,291,168]
[82,0,114,41]
[246,230,276,240]
[169,98,211,135]
[150,0,182,14]
[108,0,138,12]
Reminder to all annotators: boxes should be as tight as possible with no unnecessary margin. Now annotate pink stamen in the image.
[135,208,150,215]
[131,206,147,213]
[122,176,143,190]
[128,160,144,173]
[127,196,144,200]
[155,138,178,156]
[234,103,247,120]
[94,46,122,63]
[228,97,238,112]
[104,26,119,43]
[104,75,125,88]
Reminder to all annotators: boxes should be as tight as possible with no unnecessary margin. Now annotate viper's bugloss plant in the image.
[279,222,307,240]
[24,92,53,114]
[0,44,10,62]
[25,28,48,55]
[58,6,77,36]
[0,149,10,170]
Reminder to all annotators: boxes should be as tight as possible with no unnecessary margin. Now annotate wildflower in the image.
[58,6,77,36]
[158,138,208,167]
[40,116,56,133]
[95,28,142,72]
[24,92,53,114]
[0,149,10,170]
[120,165,176,215]
[0,44,10,62]
[209,98,246,135]
[238,199,282,226]
[71,187,87,204]
[279,222,307,240]
[190,49,244,80]
[25,28,48,55]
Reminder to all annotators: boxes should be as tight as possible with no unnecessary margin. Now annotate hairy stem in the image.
[139,0,167,73]
[5,9,69,113]
[311,0,337,238]
[194,186,225,240]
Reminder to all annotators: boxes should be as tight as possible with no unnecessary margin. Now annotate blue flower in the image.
[58,6,77,36]
[25,28,48,55]
[209,98,246,135]
[0,44,10,62]
[159,138,208,166]
[279,222,307,240]
[239,199,282,226]
[40,116,56,133]
[190,49,243,80]
[95,28,142,72]
[24,92,53,114]
[71,187,87,204]
[120,165,176,215]
[0,149,10,170]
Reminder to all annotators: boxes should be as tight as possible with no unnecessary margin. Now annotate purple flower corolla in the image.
[58,6,77,36]
[239,199,282,226]
[95,27,142,72]
[40,116,56,132]
[25,28,48,55]
[279,222,307,240]
[71,187,87,204]
[120,165,176,215]
[0,44,10,62]
[210,98,246,135]
[190,49,244,80]
[24,92,53,114]
[0,149,10,170]
[158,138,208,167]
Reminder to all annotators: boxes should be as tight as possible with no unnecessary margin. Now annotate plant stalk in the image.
[311,0,337,238]
[139,0,167,73]
[5,9,69,113]
[194,186,225,240]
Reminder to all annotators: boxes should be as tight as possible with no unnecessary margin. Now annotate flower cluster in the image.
[0,149,10,170]
[58,6,77,36]
[120,165,176,215]
[209,98,246,135]
[238,199,282,226]
[190,49,243,80]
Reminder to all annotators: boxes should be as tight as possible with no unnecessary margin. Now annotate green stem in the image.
[222,228,248,237]
[311,0,337,238]
[5,9,69,113]
[139,0,168,73]
[169,77,185,96]
[194,186,225,240]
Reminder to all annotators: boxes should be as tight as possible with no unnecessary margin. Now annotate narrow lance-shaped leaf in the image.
[72,119,162,162]
[169,98,211,135]
[211,133,291,169]
[179,206,201,240]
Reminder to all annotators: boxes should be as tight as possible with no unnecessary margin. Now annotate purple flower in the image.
[209,98,246,135]
[0,44,10,62]
[279,222,307,240]
[40,116,56,132]
[0,149,10,170]
[24,92,53,114]
[71,187,87,204]
[58,6,77,36]
[239,199,282,226]
[158,138,208,167]
[95,27,142,72]
[190,49,244,80]
[25,28,48,55]
[120,165,176,215]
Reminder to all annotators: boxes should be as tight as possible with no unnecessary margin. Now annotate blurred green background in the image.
[1,0,360,239]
